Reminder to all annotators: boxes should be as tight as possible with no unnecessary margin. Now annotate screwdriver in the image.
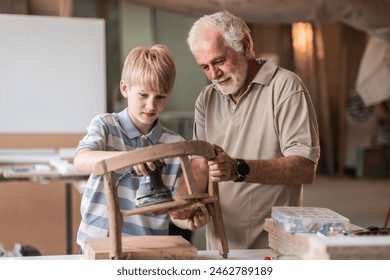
[353,226,390,236]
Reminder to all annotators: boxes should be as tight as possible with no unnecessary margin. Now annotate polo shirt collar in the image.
[252,59,278,86]
[117,108,162,144]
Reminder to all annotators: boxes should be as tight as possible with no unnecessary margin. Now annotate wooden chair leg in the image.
[103,167,123,260]
[209,181,229,258]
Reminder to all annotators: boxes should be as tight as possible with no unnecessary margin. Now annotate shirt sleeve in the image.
[76,114,108,153]
[275,90,320,164]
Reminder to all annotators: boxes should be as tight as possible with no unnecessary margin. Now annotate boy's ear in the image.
[120,80,128,98]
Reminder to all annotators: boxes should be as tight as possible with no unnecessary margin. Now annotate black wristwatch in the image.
[234,159,250,182]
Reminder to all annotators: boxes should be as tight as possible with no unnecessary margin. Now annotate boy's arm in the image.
[73,148,123,173]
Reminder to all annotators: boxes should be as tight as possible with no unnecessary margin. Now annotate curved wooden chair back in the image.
[93,140,229,259]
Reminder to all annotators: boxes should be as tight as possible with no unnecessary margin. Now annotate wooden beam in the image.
[337,45,348,176]
[59,0,73,17]
[97,0,121,113]
[314,24,335,175]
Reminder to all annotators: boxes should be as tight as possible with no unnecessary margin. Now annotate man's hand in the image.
[208,144,237,182]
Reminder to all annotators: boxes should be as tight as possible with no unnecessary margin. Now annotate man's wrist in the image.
[231,159,238,181]
[234,159,250,182]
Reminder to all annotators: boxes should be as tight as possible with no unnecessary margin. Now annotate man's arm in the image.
[190,157,210,192]
[208,145,317,184]
[246,156,317,184]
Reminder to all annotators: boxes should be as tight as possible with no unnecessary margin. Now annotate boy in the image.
[74,44,203,251]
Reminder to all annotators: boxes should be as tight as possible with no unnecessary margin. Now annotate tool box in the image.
[271,206,350,234]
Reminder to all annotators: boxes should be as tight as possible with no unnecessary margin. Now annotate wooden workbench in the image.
[1,249,275,260]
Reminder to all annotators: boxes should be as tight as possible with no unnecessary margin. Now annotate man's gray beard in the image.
[214,72,247,96]
[212,56,248,95]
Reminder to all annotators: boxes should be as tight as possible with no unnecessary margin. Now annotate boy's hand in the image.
[133,159,165,176]
[170,205,210,230]
[188,205,210,230]
[170,208,197,219]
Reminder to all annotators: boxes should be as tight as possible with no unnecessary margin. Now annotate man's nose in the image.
[209,65,222,80]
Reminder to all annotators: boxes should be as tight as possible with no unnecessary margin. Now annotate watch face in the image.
[237,160,249,176]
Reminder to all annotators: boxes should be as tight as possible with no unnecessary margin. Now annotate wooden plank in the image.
[264,218,311,258]
[304,236,390,260]
[268,233,306,257]
[84,235,197,260]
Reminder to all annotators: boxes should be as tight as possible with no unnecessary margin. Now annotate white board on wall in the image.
[0,14,106,133]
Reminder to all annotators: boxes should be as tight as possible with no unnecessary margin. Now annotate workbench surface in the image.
[2,249,274,260]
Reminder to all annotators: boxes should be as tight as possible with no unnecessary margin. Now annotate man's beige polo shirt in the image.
[193,59,320,249]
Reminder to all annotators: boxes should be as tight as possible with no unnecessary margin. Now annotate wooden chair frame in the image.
[94,140,229,259]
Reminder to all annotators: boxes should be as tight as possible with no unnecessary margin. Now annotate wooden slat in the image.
[122,196,218,216]
[179,155,198,195]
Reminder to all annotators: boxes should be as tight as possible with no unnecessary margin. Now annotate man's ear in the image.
[242,35,252,58]
[120,80,128,98]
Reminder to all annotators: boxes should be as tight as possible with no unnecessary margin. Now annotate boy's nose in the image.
[146,98,157,110]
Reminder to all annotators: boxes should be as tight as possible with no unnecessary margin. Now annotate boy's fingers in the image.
[187,206,210,229]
